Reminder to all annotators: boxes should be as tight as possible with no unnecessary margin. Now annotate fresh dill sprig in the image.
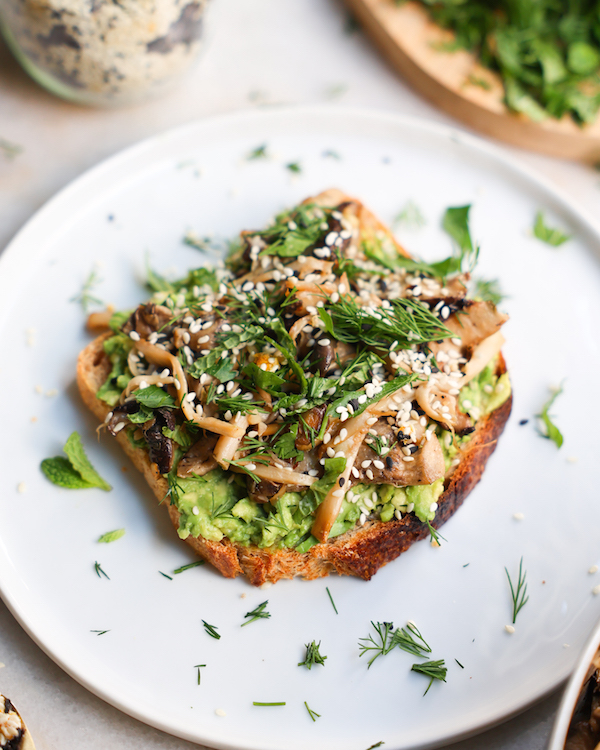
[505,557,529,624]
[390,622,432,658]
[242,601,271,627]
[202,620,221,640]
[358,621,396,668]
[298,641,327,669]
[473,277,504,306]
[94,561,109,580]
[159,571,173,580]
[455,659,464,668]
[173,561,205,574]
[228,458,265,485]
[247,144,268,160]
[365,433,390,456]
[90,629,110,635]
[411,659,447,695]
[161,475,184,506]
[71,268,103,312]
[426,520,446,546]
[326,587,338,615]
[304,701,321,721]
[393,200,426,229]
[253,702,286,706]
[194,664,206,685]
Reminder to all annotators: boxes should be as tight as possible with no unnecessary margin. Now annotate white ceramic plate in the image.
[548,614,600,750]
[1,107,600,750]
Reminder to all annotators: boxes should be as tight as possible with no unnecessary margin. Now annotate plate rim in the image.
[1,104,599,749]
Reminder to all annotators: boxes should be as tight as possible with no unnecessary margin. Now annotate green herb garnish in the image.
[247,144,268,160]
[202,620,221,639]
[98,529,125,543]
[473,277,504,305]
[94,561,109,580]
[194,664,206,685]
[133,385,176,409]
[533,212,571,247]
[304,701,321,721]
[505,557,529,624]
[159,571,173,580]
[537,384,564,448]
[173,561,205,574]
[286,161,302,173]
[241,601,271,627]
[358,621,396,668]
[90,630,110,635]
[411,659,447,695]
[71,268,103,312]
[253,702,286,706]
[298,641,327,669]
[393,200,426,228]
[41,432,111,491]
[390,622,432,657]
[326,586,338,614]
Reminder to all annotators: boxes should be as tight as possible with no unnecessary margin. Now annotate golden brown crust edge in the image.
[77,335,511,587]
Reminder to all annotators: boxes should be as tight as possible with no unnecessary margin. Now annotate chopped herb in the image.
[94,561,109,580]
[304,701,321,721]
[70,268,103,312]
[322,149,341,159]
[133,385,176,409]
[358,621,396,668]
[0,137,23,161]
[97,529,125,544]
[286,161,302,174]
[298,641,327,669]
[533,212,571,247]
[473,277,504,305]
[390,622,432,658]
[326,586,338,615]
[253,702,286,707]
[41,432,111,491]
[505,556,529,624]
[365,743,385,750]
[183,232,221,254]
[162,475,184,506]
[247,144,268,160]
[455,659,464,668]
[90,630,110,635]
[159,571,173,580]
[393,200,426,229]
[537,384,564,448]
[241,601,271,627]
[411,659,447,695]
[173,561,205,574]
[426,520,446,546]
[194,664,206,685]
[202,620,221,640]
[442,205,479,272]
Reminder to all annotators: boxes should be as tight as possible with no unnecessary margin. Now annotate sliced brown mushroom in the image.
[177,432,219,478]
[142,408,176,474]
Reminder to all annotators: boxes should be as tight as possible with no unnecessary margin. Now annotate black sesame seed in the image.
[519,419,529,426]
[385,456,393,469]
[349,398,359,410]
[408,444,418,454]
[339,477,345,487]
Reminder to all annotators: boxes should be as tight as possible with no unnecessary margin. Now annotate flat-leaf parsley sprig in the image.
[505,557,529,624]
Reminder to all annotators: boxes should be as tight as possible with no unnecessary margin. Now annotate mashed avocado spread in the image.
[170,358,510,550]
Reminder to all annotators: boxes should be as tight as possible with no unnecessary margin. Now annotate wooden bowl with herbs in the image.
[345,0,600,162]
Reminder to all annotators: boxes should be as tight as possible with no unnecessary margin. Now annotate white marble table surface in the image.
[0,1,598,748]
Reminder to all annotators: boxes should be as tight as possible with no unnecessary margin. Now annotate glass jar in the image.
[0,0,207,107]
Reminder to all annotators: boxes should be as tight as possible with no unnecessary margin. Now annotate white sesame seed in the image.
[366,469,374,480]
[332,489,345,498]
[589,565,599,574]
[245,463,256,471]
[338,283,347,295]
[192,506,200,516]
[359,513,366,526]
[318,338,331,346]
[593,585,600,596]
[215,709,227,717]
[327,447,335,458]
[185,392,196,402]
[513,512,524,521]
[129,330,140,341]
[351,467,359,479]
[373,460,384,470]
[505,625,515,634]
[17,482,26,494]
[323,433,331,445]
[394,509,402,520]
[113,422,126,433]
[366,417,378,426]
[430,502,438,512]
[402,456,415,462]
[361,460,372,469]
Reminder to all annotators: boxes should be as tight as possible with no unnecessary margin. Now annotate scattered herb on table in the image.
[326,586,338,614]
[242,601,271,626]
[537,385,564,448]
[505,556,529,624]
[298,641,327,670]
[94,561,109,580]
[70,268,103,312]
[365,743,385,750]
[533,212,571,247]
[202,620,221,640]
[390,622,432,658]
[322,149,341,159]
[159,571,173,580]
[455,659,465,668]
[286,161,302,174]
[304,701,321,721]
[41,432,112,491]
[358,621,396,668]
[173,561,205,574]
[411,659,448,695]
[414,0,600,125]
[0,137,23,161]
[253,702,286,707]
[97,529,125,544]
[194,664,206,685]
[90,629,110,635]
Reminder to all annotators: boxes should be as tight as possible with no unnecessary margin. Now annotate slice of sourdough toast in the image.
[77,190,511,586]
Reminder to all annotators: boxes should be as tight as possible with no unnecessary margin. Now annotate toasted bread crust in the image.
[77,335,511,587]
[76,189,511,586]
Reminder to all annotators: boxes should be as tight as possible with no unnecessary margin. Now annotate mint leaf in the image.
[41,456,96,489]
[533,212,570,247]
[64,432,112,491]
[98,529,125,543]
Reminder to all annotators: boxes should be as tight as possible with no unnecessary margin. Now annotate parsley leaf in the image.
[98,529,125,543]
[533,212,571,247]
[133,385,176,409]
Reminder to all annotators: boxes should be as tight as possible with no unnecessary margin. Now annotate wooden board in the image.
[345,0,600,162]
